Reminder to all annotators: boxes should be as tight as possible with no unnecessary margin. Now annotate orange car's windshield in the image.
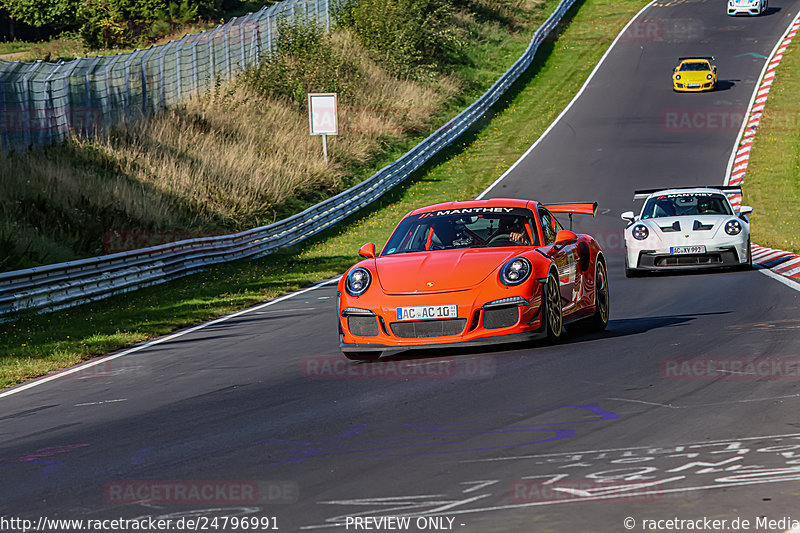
[679,62,710,72]
[382,210,538,255]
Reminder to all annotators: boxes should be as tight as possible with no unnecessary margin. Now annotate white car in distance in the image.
[728,0,767,16]
[622,187,753,277]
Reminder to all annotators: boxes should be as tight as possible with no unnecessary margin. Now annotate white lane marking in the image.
[460,480,500,493]
[74,399,127,407]
[252,307,317,314]
[606,397,678,408]
[757,267,800,293]
[475,0,657,199]
[420,476,800,516]
[725,10,800,183]
[0,277,340,400]
[461,431,800,463]
[609,394,800,409]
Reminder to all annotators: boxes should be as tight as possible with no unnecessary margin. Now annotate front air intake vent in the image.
[390,319,467,338]
[693,220,714,231]
[660,221,681,232]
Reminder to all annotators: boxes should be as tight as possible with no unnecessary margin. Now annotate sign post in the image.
[308,93,338,163]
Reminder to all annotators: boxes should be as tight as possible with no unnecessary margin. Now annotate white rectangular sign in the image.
[308,93,338,135]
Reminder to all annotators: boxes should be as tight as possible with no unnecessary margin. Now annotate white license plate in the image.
[688,83,700,88]
[396,304,458,321]
[671,245,706,255]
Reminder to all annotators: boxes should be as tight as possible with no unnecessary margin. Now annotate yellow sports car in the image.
[672,57,717,92]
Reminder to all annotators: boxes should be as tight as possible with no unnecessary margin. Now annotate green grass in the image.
[0,0,649,389]
[744,36,800,255]
[0,41,31,56]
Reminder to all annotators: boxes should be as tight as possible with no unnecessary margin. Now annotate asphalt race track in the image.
[3,0,800,531]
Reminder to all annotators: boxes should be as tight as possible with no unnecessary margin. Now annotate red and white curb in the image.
[725,12,800,285]
[751,244,800,281]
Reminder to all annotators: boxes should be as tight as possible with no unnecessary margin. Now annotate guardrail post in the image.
[239,22,246,70]
[250,23,260,63]
[191,37,198,95]
[21,62,44,149]
[140,47,159,115]
[122,50,139,121]
[58,59,81,138]
[158,44,170,110]
[224,19,232,78]
[42,63,61,146]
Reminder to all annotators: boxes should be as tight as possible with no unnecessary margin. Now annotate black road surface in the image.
[3,1,800,531]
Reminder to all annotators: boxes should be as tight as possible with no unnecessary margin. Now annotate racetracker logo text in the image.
[660,109,746,132]
[661,357,800,380]
[509,479,662,503]
[302,356,495,380]
[104,480,298,504]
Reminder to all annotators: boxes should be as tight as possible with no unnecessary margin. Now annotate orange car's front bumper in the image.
[338,283,547,352]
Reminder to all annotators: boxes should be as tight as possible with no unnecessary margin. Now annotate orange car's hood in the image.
[375,249,522,293]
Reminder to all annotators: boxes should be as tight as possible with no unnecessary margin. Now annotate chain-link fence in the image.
[0,0,330,153]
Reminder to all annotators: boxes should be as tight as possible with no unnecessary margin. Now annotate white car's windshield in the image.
[382,208,537,254]
[641,193,732,219]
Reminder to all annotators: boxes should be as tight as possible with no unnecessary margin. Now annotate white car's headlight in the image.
[632,225,649,241]
[725,220,742,235]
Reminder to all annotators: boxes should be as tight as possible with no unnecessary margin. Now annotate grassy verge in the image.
[744,35,800,255]
[0,0,649,389]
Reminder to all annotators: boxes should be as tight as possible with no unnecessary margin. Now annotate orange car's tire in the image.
[343,351,382,361]
[544,272,564,342]
[586,261,610,332]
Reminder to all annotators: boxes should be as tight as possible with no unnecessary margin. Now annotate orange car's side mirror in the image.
[358,243,377,259]
[555,230,577,246]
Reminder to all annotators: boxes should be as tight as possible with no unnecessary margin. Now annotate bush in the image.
[241,18,361,109]
[334,0,465,79]
[77,0,209,48]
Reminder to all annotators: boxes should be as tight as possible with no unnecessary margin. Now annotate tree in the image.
[0,0,79,28]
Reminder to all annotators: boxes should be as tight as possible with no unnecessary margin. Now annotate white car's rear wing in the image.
[633,186,742,201]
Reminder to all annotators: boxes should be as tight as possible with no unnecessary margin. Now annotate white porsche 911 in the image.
[621,187,753,277]
[727,0,767,16]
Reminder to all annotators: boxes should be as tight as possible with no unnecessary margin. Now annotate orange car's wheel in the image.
[544,272,564,342]
[587,261,610,331]
[343,351,381,361]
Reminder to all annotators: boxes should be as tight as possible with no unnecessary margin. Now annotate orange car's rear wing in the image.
[543,202,598,230]
[543,202,598,216]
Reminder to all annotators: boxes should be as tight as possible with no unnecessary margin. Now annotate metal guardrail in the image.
[0,0,579,318]
[0,0,330,153]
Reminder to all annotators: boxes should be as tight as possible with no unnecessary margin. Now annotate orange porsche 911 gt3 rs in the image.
[337,198,609,360]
